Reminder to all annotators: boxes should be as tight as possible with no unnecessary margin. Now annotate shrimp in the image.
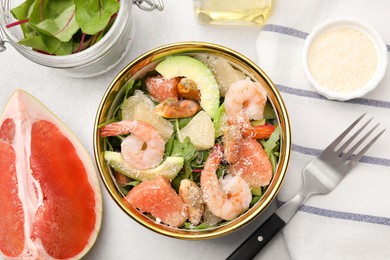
[100,120,165,170]
[224,126,273,188]
[155,98,200,118]
[200,144,252,221]
[179,179,204,225]
[222,125,242,164]
[224,79,267,129]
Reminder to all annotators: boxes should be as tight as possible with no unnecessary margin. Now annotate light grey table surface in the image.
[0,1,291,259]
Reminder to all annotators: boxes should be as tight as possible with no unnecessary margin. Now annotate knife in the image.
[226,195,304,259]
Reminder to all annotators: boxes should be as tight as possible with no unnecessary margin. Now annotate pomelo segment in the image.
[229,138,272,187]
[0,90,102,260]
[126,176,188,228]
[180,111,215,150]
[121,90,173,141]
[145,75,180,102]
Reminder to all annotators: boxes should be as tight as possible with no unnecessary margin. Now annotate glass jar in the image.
[193,0,272,27]
[0,0,163,78]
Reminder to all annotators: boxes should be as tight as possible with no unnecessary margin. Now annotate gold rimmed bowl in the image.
[93,41,291,240]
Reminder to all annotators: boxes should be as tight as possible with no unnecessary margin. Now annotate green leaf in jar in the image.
[10,0,34,21]
[9,0,120,55]
[31,4,80,43]
[18,35,48,52]
[75,0,120,35]
[41,34,73,54]
[10,0,36,38]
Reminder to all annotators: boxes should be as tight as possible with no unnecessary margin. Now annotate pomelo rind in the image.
[0,89,102,260]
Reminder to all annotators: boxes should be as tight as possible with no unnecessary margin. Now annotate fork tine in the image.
[341,123,379,160]
[322,113,365,154]
[348,128,386,166]
[335,117,373,155]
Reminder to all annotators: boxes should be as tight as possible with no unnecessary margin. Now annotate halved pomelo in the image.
[125,176,188,228]
[0,90,102,260]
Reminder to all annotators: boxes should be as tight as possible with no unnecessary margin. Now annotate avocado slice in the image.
[155,55,220,119]
[104,151,184,181]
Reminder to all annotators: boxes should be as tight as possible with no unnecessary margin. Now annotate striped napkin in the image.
[255,0,390,259]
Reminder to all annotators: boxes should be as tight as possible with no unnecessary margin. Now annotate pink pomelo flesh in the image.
[0,141,25,257]
[0,90,102,259]
[126,176,188,228]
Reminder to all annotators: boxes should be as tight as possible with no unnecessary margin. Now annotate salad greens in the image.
[101,72,282,230]
[7,0,120,55]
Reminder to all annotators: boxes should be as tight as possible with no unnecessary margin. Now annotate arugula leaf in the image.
[164,135,175,159]
[184,222,211,230]
[124,80,142,100]
[250,196,261,207]
[170,137,198,180]
[177,117,192,129]
[171,137,196,162]
[263,101,277,119]
[75,0,120,35]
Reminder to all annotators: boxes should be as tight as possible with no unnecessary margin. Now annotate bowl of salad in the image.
[94,41,291,239]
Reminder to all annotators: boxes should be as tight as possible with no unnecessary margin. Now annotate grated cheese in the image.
[308,25,378,92]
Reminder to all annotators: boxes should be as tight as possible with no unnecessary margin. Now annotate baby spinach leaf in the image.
[54,39,73,55]
[9,0,120,55]
[18,34,48,52]
[32,4,79,42]
[40,34,73,54]
[18,26,71,56]
[29,0,54,24]
[10,0,35,20]
[75,0,120,35]
[10,0,35,37]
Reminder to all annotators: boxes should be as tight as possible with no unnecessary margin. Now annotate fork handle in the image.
[226,213,286,260]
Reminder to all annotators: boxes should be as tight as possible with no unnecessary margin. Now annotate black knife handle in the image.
[226,213,286,260]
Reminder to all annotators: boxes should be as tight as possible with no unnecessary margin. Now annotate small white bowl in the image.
[302,18,388,101]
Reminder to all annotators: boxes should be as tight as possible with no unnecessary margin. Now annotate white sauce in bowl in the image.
[308,25,378,92]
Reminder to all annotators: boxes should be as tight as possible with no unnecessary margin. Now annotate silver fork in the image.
[227,114,385,260]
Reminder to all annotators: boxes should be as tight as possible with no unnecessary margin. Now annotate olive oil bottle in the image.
[193,0,272,26]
